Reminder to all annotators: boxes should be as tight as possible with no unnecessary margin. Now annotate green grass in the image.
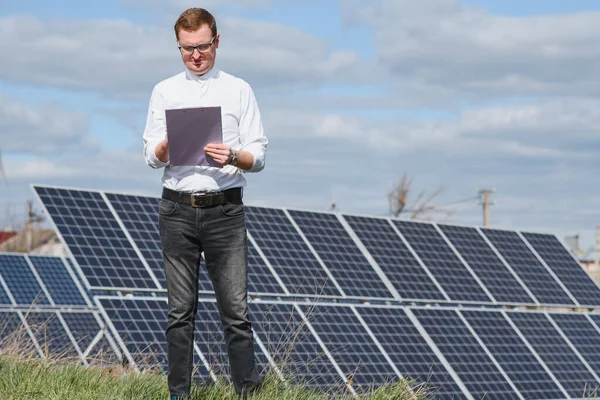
[0,355,428,400]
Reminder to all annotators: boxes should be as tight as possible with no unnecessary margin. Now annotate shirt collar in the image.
[185,66,219,82]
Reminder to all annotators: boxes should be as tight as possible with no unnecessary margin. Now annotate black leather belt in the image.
[162,187,243,208]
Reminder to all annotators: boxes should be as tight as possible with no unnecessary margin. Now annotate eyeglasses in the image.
[178,37,216,55]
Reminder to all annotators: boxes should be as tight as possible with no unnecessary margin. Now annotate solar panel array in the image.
[0,253,120,365]
[8,184,599,398]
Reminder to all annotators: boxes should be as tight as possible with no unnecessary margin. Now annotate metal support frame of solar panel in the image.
[0,307,117,365]
[0,310,42,356]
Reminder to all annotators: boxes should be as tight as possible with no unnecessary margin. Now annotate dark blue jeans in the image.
[158,196,259,397]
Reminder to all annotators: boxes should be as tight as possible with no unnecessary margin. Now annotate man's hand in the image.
[204,143,233,166]
[155,137,169,163]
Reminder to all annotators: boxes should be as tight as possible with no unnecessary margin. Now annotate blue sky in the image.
[1,0,599,255]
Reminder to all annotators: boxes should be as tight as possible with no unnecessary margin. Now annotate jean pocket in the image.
[219,202,244,217]
[158,198,178,216]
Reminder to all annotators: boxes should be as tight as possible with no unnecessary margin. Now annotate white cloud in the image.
[343,0,600,97]
[0,95,98,155]
[0,15,359,100]
[264,98,598,160]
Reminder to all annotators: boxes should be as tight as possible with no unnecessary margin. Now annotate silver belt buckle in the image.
[190,194,211,208]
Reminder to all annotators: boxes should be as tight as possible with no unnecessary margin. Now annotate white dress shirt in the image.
[142,67,268,193]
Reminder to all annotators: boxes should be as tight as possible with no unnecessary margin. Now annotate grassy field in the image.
[0,356,427,400]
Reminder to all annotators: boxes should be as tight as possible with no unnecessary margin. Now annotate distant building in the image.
[581,259,600,283]
[0,229,66,257]
[0,231,17,245]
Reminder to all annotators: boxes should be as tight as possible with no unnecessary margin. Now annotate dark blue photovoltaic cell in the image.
[245,206,342,297]
[0,254,50,305]
[393,221,491,303]
[356,307,465,399]
[460,310,565,399]
[412,308,520,399]
[522,232,600,307]
[34,186,158,290]
[23,311,80,360]
[61,311,119,365]
[343,215,446,301]
[28,256,88,306]
[438,225,534,304]
[551,314,600,381]
[98,297,209,377]
[297,305,398,390]
[481,229,574,306]
[249,302,343,389]
[0,311,37,354]
[508,312,598,398]
[288,210,394,299]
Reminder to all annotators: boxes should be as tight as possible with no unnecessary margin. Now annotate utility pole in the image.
[479,189,494,228]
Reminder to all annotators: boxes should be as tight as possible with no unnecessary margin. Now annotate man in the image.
[142,7,267,400]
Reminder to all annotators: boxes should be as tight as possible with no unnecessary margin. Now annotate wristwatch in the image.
[229,149,239,166]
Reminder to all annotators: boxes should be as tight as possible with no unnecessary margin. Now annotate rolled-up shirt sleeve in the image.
[239,83,268,172]
[142,86,170,169]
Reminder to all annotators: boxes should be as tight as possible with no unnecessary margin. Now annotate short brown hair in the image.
[174,8,217,41]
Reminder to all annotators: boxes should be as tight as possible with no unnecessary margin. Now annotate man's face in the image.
[177,25,219,76]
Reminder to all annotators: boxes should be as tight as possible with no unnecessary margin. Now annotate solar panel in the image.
[28,256,89,306]
[97,297,170,371]
[460,309,566,399]
[356,307,465,399]
[392,221,492,303]
[22,311,80,361]
[105,193,167,288]
[522,232,600,307]
[0,254,50,305]
[287,210,394,300]
[249,302,344,389]
[438,225,535,305]
[106,192,284,295]
[481,229,575,306]
[61,311,119,365]
[342,215,446,301]
[33,186,159,291]
[411,308,520,399]
[0,311,38,356]
[194,301,229,378]
[550,313,600,380]
[246,244,287,295]
[97,297,210,378]
[245,206,342,297]
[507,312,599,398]
[296,304,399,390]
